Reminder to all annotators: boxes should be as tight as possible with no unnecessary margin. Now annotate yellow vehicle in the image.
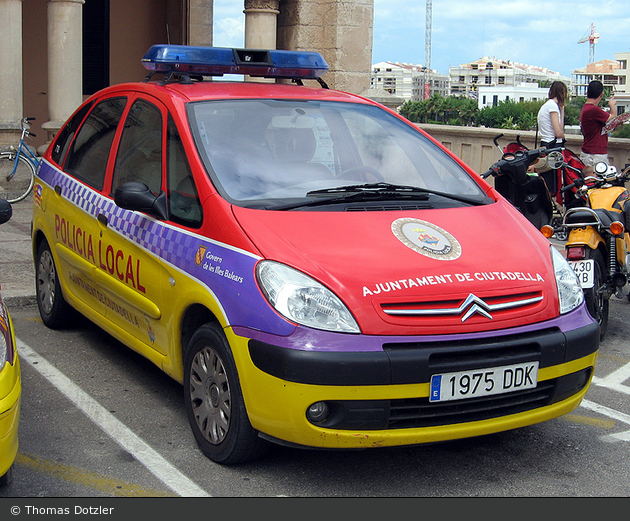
[0,199,20,485]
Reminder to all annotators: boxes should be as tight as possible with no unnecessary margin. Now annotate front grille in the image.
[308,369,593,431]
[381,291,544,322]
[388,380,555,429]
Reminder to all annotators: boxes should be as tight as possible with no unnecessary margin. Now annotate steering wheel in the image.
[336,165,385,182]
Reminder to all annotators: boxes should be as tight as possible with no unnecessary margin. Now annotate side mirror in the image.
[114,181,168,221]
[0,199,12,225]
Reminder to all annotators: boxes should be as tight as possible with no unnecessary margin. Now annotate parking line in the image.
[17,339,211,497]
[15,453,178,497]
[580,399,630,442]
[592,360,630,395]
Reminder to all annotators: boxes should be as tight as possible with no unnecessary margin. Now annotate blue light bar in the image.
[141,45,329,79]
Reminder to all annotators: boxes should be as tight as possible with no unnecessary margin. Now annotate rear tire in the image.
[183,323,268,465]
[36,239,74,329]
[0,152,35,203]
[584,248,609,340]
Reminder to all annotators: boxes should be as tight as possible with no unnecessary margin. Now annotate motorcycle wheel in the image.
[584,248,609,340]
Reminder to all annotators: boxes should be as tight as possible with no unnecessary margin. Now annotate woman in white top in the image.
[537,81,567,147]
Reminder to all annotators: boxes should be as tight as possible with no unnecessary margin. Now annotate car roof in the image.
[93,79,376,106]
[89,80,375,110]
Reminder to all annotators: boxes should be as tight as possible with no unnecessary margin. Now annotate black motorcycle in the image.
[482,142,563,230]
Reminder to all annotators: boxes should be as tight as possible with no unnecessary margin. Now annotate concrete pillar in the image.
[188,0,213,46]
[244,0,279,49]
[277,0,374,94]
[0,0,23,146]
[41,0,84,150]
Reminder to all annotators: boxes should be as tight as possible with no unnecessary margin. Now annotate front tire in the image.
[584,248,609,339]
[183,323,268,465]
[36,239,74,329]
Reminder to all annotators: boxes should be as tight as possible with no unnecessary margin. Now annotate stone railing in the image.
[416,123,630,175]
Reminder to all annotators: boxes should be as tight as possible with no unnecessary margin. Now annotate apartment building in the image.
[371,62,450,101]
[449,57,571,98]
[477,83,549,109]
[572,59,621,96]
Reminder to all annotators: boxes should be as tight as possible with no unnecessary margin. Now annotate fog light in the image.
[306,402,329,423]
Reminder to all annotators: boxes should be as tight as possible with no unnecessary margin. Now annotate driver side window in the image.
[113,99,163,195]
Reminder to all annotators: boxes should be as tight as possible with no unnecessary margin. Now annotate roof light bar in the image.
[141,45,329,80]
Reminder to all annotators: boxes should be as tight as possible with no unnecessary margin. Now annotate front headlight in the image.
[551,246,584,314]
[256,261,360,333]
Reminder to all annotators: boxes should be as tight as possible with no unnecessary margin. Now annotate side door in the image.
[48,96,128,320]
[95,95,173,357]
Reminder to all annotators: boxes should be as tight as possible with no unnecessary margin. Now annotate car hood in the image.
[232,201,559,335]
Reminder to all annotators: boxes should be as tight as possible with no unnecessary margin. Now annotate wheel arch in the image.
[171,303,223,382]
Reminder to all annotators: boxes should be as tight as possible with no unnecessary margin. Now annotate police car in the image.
[0,200,20,484]
[32,45,599,464]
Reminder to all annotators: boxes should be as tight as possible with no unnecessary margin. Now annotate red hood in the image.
[232,201,559,335]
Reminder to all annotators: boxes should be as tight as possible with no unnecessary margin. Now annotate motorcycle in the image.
[488,134,585,238]
[482,137,564,230]
[561,162,630,339]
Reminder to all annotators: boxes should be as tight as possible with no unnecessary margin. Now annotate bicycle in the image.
[0,117,40,203]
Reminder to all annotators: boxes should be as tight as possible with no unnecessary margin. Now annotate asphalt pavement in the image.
[0,195,36,309]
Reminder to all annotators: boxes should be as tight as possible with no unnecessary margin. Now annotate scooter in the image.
[483,138,562,230]
[490,134,585,238]
[561,162,630,339]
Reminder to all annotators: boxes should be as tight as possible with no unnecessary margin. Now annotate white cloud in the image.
[214,17,244,48]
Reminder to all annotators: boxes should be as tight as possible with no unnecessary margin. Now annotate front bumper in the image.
[230,305,598,449]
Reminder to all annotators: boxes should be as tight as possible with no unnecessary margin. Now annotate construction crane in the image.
[578,23,599,63]
[424,0,432,99]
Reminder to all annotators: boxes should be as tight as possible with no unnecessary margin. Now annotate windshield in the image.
[188,99,489,209]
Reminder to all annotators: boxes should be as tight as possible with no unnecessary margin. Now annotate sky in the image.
[212,0,630,79]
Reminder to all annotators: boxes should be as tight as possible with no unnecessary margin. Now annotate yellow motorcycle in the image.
[562,162,630,338]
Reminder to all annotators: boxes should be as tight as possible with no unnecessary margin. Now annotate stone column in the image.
[188,0,213,47]
[244,0,280,49]
[41,0,84,151]
[277,0,374,94]
[0,0,23,146]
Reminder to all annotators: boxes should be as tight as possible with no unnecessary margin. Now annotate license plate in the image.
[569,259,595,289]
[429,362,539,403]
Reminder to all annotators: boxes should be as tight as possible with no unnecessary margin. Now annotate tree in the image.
[400,95,479,126]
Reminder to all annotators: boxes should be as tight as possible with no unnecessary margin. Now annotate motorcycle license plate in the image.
[569,259,595,289]
[429,362,539,403]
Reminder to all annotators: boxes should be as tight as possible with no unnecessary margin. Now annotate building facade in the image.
[477,83,549,110]
[449,57,571,98]
[572,59,621,97]
[371,61,449,101]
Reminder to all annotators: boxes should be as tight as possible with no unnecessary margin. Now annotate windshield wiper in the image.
[308,182,486,206]
[267,183,488,211]
[306,182,431,197]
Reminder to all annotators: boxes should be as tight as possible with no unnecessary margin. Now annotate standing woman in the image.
[537,81,567,147]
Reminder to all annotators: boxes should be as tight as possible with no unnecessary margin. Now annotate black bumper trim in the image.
[248,322,599,386]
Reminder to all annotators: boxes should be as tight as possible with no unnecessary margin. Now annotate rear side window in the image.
[64,97,127,190]
[51,101,94,167]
